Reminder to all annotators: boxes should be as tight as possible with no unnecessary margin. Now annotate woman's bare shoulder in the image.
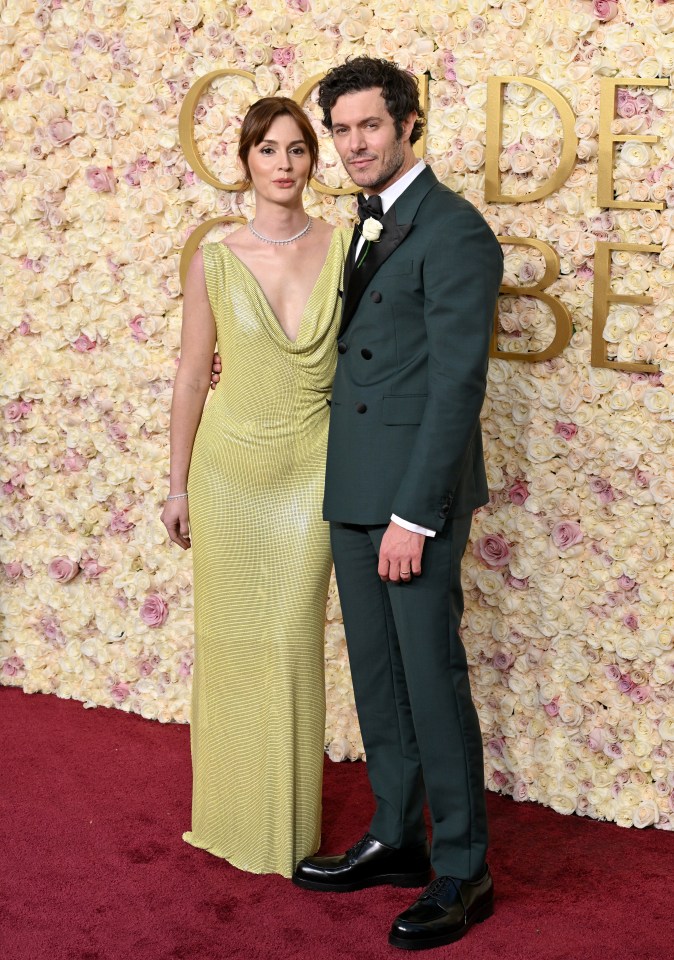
[217,223,249,254]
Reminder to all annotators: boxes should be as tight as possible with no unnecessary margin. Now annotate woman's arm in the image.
[161,250,216,549]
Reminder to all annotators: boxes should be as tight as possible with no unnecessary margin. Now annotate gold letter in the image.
[179,69,256,192]
[597,78,669,210]
[491,238,573,363]
[485,77,578,203]
[592,241,662,372]
[179,215,246,290]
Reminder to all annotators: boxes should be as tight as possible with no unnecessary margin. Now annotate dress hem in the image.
[182,830,320,880]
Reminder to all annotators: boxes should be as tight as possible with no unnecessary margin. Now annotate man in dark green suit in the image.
[292,58,504,951]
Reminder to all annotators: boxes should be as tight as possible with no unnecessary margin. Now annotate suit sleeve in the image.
[390,201,503,531]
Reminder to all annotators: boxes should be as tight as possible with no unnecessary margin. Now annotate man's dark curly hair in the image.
[317,57,425,145]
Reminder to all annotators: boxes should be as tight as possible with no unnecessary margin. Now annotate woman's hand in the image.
[161,498,191,550]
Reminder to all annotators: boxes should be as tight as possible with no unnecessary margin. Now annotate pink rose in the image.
[287,0,310,10]
[272,46,296,65]
[442,50,456,82]
[40,616,64,643]
[554,421,577,440]
[109,511,135,534]
[544,700,559,717]
[123,163,141,187]
[107,423,127,443]
[508,481,529,505]
[593,0,619,21]
[3,562,23,580]
[175,22,193,45]
[47,118,75,147]
[590,477,615,503]
[512,780,529,802]
[138,660,154,677]
[128,315,149,342]
[81,560,107,579]
[2,656,25,677]
[111,681,130,703]
[492,652,515,671]
[630,686,650,704]
[617,95,637,119]
[3,401,23,423]
[139,594,169,627]
[551,520,583,551]
[506,575,529,590]
[588,728,605,751]
[487,737,506,758]
[47,557,80,583]
[63,451,88,472]
[178,657,193,678]
[73,334,96,352]
[85,165,115,192]
[605,664,621,682]
[473,534,511,568]
[492,771,509,789]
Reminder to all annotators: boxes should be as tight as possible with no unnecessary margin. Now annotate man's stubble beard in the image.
[348,137,405,193]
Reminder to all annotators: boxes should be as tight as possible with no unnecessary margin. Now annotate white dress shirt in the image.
[355,160,436,539]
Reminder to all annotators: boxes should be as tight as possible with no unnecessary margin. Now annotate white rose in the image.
[632,800,660,829]
[361,218,383,242]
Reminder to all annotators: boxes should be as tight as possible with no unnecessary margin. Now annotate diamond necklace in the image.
[248,217,312,245]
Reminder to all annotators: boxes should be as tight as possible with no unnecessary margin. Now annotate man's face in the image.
[329,88,416,194]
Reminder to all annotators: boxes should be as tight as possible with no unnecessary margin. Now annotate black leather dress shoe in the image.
[292,833,431,892]
[388,867,494,950]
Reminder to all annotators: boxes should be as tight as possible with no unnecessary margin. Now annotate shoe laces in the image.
[345,834,370,863]
[424,876,457,900]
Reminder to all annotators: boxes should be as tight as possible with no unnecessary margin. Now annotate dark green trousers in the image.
[330,515,488,880]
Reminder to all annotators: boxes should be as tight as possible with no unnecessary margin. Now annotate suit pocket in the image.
[382,394,427,425]
[376,259,413,278]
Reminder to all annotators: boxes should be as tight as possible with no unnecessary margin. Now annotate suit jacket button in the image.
[355,402,367,414]
[361,348,373,360]
[338,342,348,354]
[439,505,450,518]
[370,291,382,303]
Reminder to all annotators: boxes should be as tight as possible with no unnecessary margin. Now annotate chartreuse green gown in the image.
[183,229,349,877]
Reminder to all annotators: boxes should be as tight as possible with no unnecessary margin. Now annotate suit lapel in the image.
[339,166,439,336]
[342,228,359,298]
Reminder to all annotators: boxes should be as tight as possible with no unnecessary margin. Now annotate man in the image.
[291,58,504,951]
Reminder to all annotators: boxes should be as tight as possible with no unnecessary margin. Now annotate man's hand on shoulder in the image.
[378,521,425,583]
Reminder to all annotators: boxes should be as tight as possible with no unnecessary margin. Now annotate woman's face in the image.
[245,114,312,203]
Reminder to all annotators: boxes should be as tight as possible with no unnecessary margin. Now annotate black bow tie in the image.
[356,193,383,223]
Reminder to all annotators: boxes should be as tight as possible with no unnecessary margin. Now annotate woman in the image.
[161,97,350,877]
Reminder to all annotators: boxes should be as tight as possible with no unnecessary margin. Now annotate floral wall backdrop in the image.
[2,0,674,830]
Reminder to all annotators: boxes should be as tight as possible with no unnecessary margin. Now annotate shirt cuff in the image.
[391,514,436,538]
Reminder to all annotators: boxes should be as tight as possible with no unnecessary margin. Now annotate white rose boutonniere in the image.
[356,217,384,268]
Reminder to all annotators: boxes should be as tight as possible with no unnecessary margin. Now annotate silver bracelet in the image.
[166,492,188,501]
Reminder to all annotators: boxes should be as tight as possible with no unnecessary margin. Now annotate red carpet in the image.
[2,686,672,960]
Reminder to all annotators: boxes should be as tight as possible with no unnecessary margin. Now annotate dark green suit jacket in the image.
[323,166,503,532]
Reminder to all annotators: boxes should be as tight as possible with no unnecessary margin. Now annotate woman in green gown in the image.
[161,97,350,877]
